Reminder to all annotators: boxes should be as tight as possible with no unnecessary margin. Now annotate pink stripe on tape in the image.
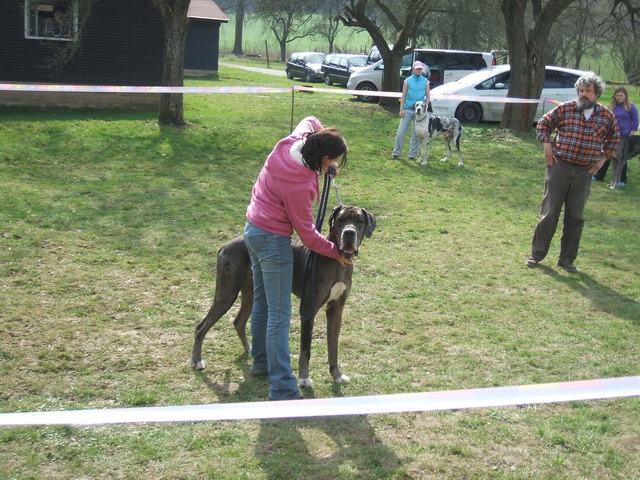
[1,376,638,426]
[0,83,291,94]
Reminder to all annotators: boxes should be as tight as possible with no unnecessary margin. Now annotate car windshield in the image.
[349,56,367,67]
[305,54,325,63]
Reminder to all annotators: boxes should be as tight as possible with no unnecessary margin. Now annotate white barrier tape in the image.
[433,94,540,104]
[294,85,557,104]
[1,376,638,426]
[0,83,291,94]
[293,85,401,98]
[0,82,562,106]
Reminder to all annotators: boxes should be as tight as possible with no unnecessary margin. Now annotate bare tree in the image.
[499,0,576,132]
[232,0,246,55]
[545,0,604,69]
[313,0,353,53]
[254,0,322,61]
[427,0,504,51]
[212,0,246,56]
[500,0,640,131]
[599,0,640,84]
[151,0,191,126]
[338,0,440,107]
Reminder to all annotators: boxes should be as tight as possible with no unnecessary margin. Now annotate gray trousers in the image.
[531,159,592,263]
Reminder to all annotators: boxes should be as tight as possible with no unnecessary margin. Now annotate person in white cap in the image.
[392,61,430,160]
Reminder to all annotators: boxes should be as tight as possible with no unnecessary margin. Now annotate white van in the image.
[347,48,495,103]
[412,48,496,86]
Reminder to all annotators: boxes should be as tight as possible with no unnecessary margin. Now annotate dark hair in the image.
[301,127,348,172]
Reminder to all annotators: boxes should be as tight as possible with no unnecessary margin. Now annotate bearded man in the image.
[526,72,620,273]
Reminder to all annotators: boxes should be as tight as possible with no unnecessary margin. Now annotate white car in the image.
[347,49,494,103]
[430,64,587,123]
[346,60,386,103]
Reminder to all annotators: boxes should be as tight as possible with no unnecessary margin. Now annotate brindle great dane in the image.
[191,205,376,388]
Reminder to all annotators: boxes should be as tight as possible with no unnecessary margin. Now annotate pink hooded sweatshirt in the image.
[246,116,342,260]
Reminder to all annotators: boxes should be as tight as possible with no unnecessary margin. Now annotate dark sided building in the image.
[0,0,228,108]
[185,0,229,75]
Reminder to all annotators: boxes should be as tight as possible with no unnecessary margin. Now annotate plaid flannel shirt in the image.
[536,101,620,166]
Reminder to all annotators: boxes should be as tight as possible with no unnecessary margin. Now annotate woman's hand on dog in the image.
[336,255,353,267]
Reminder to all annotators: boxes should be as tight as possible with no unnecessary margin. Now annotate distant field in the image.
[218,14,629,82]
[218,14,374,57]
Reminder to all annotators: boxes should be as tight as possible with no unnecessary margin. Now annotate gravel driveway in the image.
[219,62,286,77]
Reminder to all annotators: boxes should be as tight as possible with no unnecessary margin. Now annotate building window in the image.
[25,1,76,40]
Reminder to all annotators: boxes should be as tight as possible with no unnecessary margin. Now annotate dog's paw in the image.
[419,160,428,166]
[335,374,350,384]
[298,377,313,388]
[191,359,205,371]
[439,157,449,163]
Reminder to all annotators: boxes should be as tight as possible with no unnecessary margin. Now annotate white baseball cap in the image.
[412,61,424,69]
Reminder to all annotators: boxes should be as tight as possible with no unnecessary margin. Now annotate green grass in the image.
[219,14,374,57]
[1,66,639,479]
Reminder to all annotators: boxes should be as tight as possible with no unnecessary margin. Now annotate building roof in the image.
[188,0,229,22]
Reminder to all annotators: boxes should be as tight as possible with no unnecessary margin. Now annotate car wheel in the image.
[355,82,378,103]
[304,72,314,83]
[456,102,482,124]
[324,74,333,86]
[286,70,294,80]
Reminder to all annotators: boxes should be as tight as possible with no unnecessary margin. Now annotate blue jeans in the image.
[243,221,301,400]
[392,108,420,158]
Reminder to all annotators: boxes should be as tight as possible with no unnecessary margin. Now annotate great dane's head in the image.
[329,205,376,260]
[414,101,428,119]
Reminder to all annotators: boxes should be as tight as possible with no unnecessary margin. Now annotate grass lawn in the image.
[1,65,639,479]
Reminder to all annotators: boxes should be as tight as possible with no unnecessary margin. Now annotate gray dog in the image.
[191,205,376,388]
[610,135,640,189]
[413,100,464,166]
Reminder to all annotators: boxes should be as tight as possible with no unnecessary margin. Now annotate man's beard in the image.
[577,98,597,110]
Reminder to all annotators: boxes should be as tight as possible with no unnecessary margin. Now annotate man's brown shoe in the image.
[557,260,578,273]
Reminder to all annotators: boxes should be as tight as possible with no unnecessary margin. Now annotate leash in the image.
[300,171,333,323]
[332,177,344,206]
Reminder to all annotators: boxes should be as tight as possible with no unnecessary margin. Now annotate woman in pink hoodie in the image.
[244,116,350,400]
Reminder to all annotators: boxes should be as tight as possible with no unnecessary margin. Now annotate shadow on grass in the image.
[540,265,640,325]
[194,356,404,478]
[255,415,403,480]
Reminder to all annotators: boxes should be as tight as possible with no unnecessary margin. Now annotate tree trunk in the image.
[380,53,403,108]
[232,0,245,55]
[500,0,576,132]
[153,0,190,126]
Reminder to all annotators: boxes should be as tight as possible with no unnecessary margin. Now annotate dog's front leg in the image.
[326,301,349,384]
[419,140,430,166]
[298,315,314,388]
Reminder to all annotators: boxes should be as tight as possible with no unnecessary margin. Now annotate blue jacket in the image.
[403,74,429,110]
